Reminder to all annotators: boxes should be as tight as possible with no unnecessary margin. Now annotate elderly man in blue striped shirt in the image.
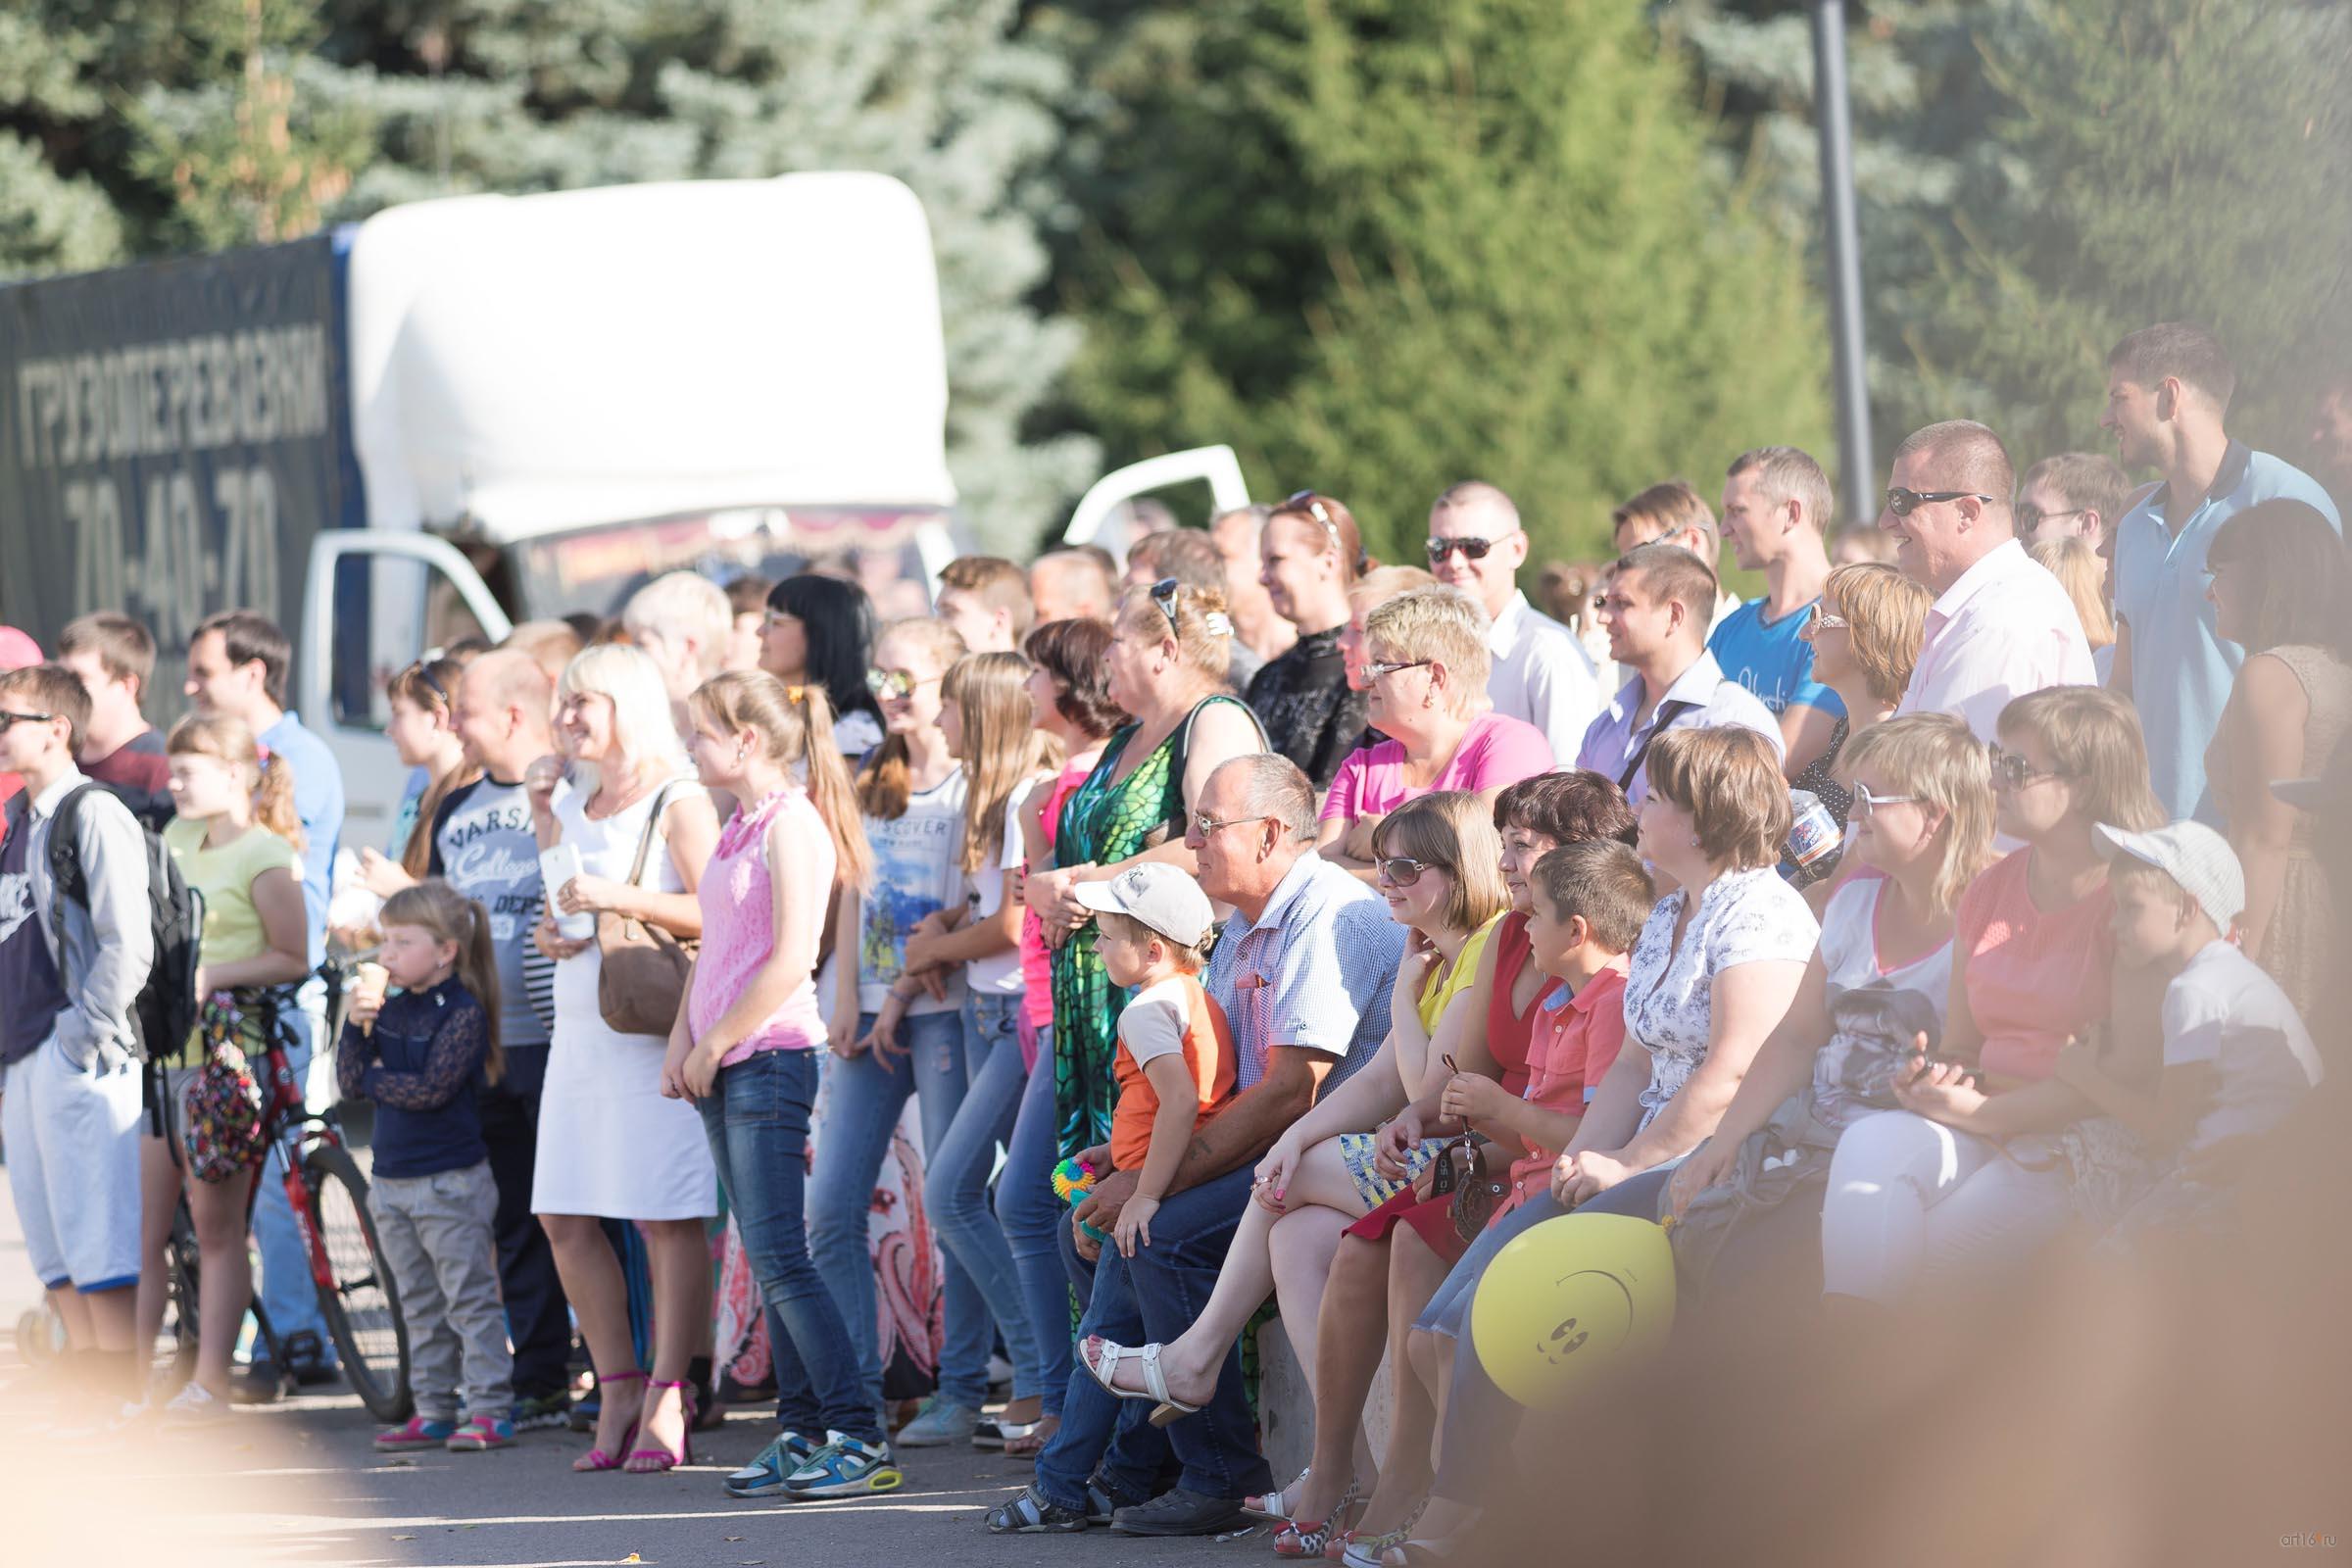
[1015,753,1400,1540]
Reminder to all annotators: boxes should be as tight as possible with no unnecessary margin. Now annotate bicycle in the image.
[162,978,414,1422]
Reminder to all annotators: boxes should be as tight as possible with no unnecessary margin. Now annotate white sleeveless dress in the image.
[532,778,717,1220]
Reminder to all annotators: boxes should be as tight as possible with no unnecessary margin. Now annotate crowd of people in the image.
[2,318,2347,1564]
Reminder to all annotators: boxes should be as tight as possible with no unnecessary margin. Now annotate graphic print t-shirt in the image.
[428,774,554,1048]
[858,771,969,1016]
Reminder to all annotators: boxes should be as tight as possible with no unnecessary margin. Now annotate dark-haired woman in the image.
[760,574,887,758]
[2203,498,2351,1020]
[1249,491,1372,795]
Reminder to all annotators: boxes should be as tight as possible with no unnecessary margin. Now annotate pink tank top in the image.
[690,786,836,1064]
[1020,755,1098,1031]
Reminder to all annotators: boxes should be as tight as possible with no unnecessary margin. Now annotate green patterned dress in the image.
[1050,695,1258,1157]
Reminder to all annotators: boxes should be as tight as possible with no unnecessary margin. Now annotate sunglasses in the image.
[1425,532,1514,564]
[2016,502,2086,534]
[0,709,57,733]
[1850,783,1920,816]
[1149,576,1184,636]
[1806,603,1849,631]
[865,667,940,701]
[1884,486,1994,518]
[1375,855,1431,888]
[405,652,452,709]
[1362,658,1432,682]
[1986,743,2065,792]
[1282,490,1347,557]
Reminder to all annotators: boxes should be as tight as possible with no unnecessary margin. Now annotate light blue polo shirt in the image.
[2112,442,2339,822]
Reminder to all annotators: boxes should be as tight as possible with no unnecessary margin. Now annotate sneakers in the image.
[374,1415,458,1451]
[280,1330,339,1388]
[985,1482,1090,1534]
[513,1389,573,1432]
[782,1430,903,1499]
[724,1430,820,1498]
[894,1396,979,1448]
[230,1359,288,1406]
[448,1415,516,1452]
[160,1382,230,1431]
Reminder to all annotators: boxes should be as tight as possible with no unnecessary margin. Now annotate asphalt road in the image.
[0,1168,1270,1568]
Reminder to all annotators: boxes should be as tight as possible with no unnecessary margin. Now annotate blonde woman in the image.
[2030,534,2117,684]
[1791,562,1933,830]
[526,642,720,1474]
[1076,792,1508,1422]
[1339,564,1439,694]
[1820,687,2164,1308]
[1319,587,1553,884]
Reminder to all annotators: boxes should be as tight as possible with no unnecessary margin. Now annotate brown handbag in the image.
[1425,1054,1510,1243]
[595,778,699,1036]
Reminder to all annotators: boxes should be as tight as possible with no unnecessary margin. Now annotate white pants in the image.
[2,1037,144,1292]
[1819,1109,2072,1305]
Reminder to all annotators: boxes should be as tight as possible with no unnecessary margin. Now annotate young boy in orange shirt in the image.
[1073,862,1236,1258]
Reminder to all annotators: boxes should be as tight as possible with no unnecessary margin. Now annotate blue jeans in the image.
[254,1010,331,1358]
[1427,1168,1672,1502]
[997,1024,1074,1417]
[1035,1164,1273,1509]
[699,1049,878,1445]
[808,1008,992,1409]
[923,992,1041,1403]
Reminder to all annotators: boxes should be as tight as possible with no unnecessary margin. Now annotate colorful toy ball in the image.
[1052,1155,1098,1205]
[1471,1213,1675,1408]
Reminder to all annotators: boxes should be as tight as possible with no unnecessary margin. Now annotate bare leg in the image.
[134,1135,181,1387]
[540,1212,644,1461]
[186,1168,256,1396]
[1268,1205,1348,1378]
[1288,1232,1394,1525]
[632,1219,711,1463]
[79,1286,136,1352]
[1353,1227,1446,1536]
[49,1287,93,1351]
[1095,1136,1373,1405]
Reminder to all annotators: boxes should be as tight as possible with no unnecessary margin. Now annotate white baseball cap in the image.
[1074,861,1215,949]
[2092,819,2246,933]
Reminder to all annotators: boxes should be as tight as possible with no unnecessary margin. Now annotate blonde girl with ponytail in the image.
[903,651,1062,1446]
[667,669,893,1481]
[337,879,518,1451]
[158,712,315,1419]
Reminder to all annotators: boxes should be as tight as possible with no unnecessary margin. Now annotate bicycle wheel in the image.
[166,1201,202,1388]
[302,1143,412,1422]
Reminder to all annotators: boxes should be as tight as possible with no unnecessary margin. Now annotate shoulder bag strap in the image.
[622,777,689,891]
[1616,700,1699,793]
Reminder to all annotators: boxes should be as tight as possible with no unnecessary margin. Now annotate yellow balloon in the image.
[1470,1212,1675,1407]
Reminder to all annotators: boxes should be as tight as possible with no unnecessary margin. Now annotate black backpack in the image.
[23,783,203,1062]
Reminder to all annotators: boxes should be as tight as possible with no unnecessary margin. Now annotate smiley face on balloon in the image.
[1474,1216,1673,1406]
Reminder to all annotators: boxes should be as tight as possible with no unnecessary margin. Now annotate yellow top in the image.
[1417,910,1505,1033]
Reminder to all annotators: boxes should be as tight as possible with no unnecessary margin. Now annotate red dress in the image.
[1345,911,1542,1262]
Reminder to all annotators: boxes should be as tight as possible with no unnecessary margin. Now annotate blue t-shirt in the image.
[1706,596,1844,720]
[2113,442,2341,822]
[261,710,345,968]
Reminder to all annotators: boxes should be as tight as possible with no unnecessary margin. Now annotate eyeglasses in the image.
[1192,809,1276,839]
[1375,855,1431,888]
[865,668,940,701]
[1282,490,1346,557]
[1425,532,1515,564]
[1361,658,1432,682]
[2017,502,2086,534]
[1806,603,1849,631]
[0,709,57,733]
[1850,783,1920,816]
[1885,487,1994,518]
[1986,743,2065,792]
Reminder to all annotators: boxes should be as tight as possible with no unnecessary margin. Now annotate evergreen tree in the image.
[1044,0,1834,564]
[1903,0,2352,466]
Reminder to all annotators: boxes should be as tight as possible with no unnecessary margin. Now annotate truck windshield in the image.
[504,507,948,625]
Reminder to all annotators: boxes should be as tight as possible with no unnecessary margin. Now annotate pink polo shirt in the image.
[1954,848,2116,1082]
[1319,710,1553,822]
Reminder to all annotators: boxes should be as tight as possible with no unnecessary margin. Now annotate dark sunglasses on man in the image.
[1884,486,1994,518]
[1425,533,1514,564]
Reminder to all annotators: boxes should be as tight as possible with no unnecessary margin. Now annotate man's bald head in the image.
[455,647,555,771]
